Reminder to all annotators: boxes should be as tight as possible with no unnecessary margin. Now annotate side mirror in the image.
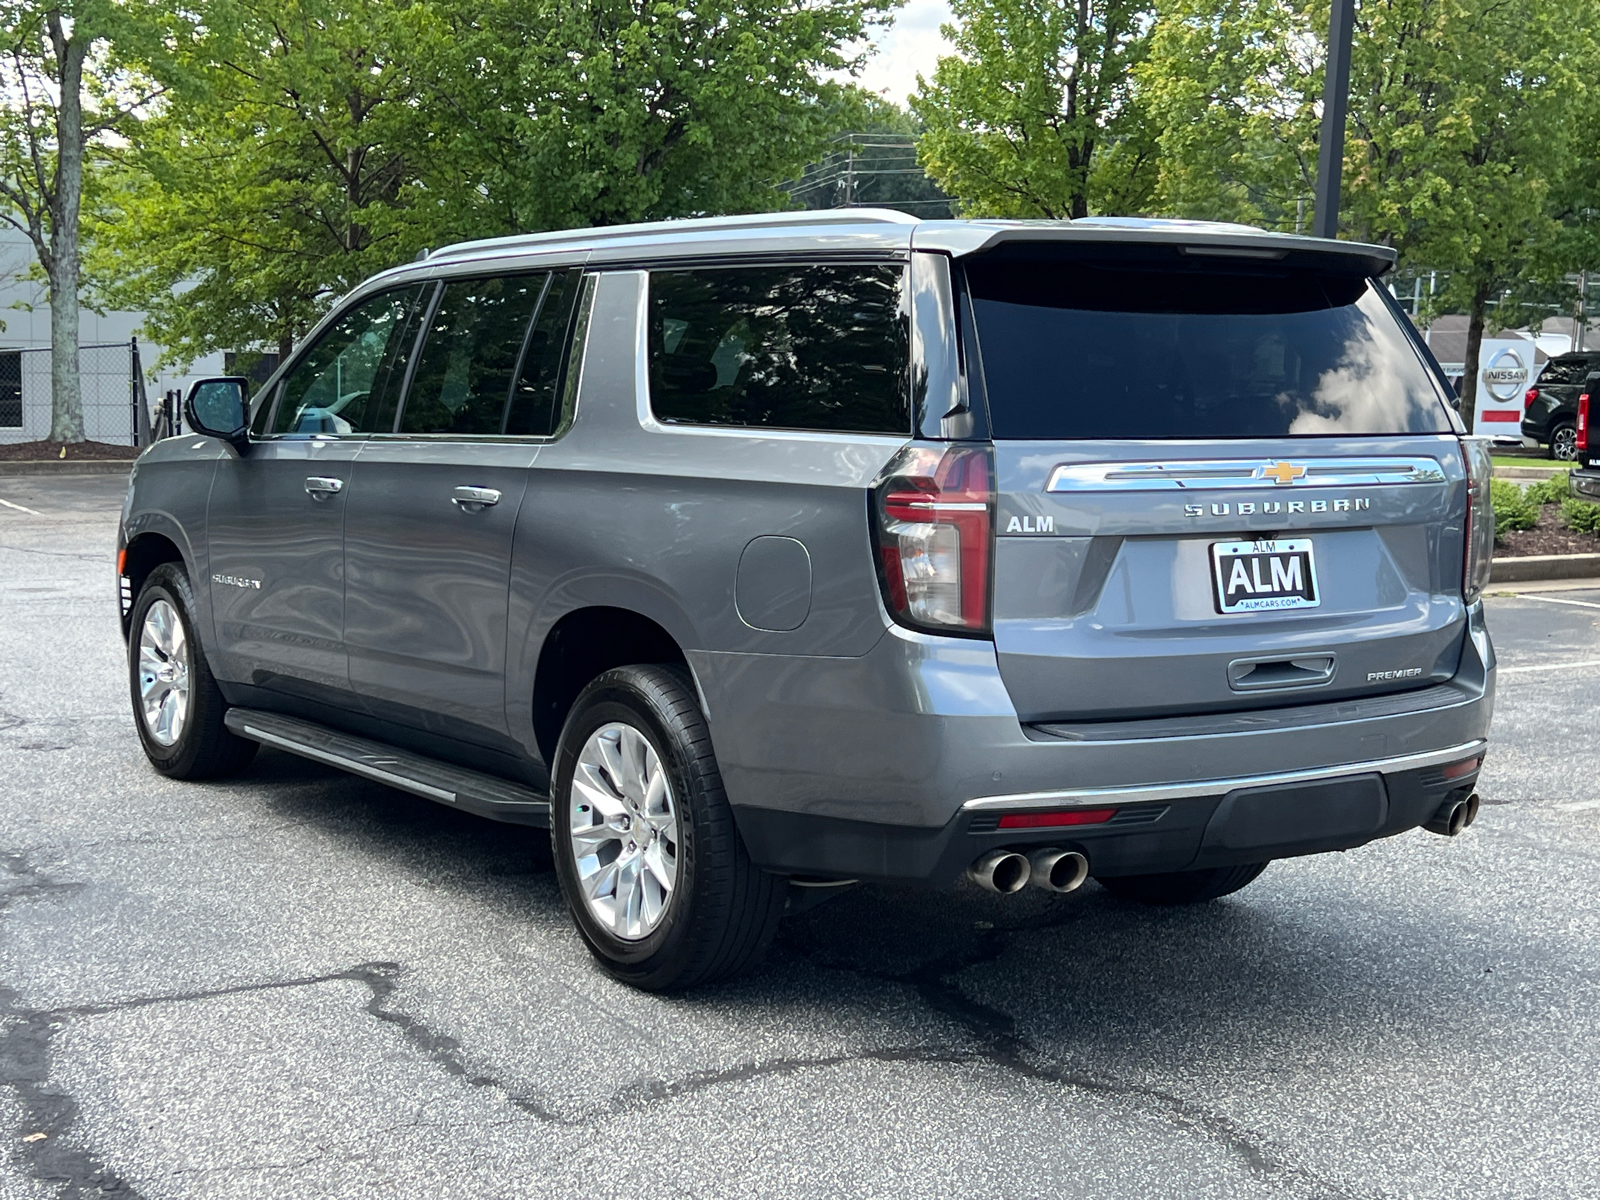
[184,377,250,452]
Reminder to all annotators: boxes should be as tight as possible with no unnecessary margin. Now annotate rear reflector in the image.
[997,808,1117,829]
[1441,755,1483,780]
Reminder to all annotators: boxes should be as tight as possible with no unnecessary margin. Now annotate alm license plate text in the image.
[1211,539,1319,614]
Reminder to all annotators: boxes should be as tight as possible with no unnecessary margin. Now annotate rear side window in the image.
[648,263,909,434]
[273,285,427,436]
[402,275,548,435]
[965,252,1453,440]
[1536,356,1596,387]
[505,270,580,436]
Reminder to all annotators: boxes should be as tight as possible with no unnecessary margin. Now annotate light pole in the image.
[1313,0,1356,239]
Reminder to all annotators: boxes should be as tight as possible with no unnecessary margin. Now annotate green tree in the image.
[1340,0,1592,425]
[911,0,1156,219]
[1140,0,1597,426]
[98,0,890,366]
[0,1,170,442]
[96,0,454,363]
[1136,0,1319,229]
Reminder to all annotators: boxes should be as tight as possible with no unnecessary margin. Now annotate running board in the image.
[223,708,550,827]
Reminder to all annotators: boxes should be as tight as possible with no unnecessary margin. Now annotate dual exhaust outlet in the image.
[972,790,1482,891]
[1423,792,1481,837]
[967,847,1090,895]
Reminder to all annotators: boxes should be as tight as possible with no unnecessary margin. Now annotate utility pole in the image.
[1313,0,1356,239]
[1576,272,1588,352]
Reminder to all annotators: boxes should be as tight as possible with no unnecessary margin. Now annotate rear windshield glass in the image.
[965,253,1452,440]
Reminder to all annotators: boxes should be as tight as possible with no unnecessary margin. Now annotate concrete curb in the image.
[0,460,133,477]
[1494,465,1568,481]
[1490,553,1600,583]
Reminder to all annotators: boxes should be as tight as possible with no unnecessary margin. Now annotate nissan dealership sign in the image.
[1473,339,1537,438]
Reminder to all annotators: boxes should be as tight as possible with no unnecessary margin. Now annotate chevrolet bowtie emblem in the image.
[1260,461,1308,485]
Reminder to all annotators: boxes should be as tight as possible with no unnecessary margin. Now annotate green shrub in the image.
[1524,471,1574,506]
[1490,479,1539,540]
[1559,497,1600,535]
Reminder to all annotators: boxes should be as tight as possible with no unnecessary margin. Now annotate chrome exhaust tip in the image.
[967,850,1031,894]
[1028,848,1090,894]
[1424,794,1476,837]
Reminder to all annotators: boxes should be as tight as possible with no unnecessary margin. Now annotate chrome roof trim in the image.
[429,208,920,264]
[962,739,1487,812]
[1045,457,1448,493]
[395,212,1394,273]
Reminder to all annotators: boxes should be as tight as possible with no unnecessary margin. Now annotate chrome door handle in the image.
[452,486,502,513]
[305,476,344,499]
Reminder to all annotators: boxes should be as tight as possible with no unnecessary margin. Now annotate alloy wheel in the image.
[568,721,681,940]
[1553,426,1578,462]
[137,599,191,747]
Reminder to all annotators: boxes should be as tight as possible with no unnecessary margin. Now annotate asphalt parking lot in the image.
[1,473,1598,1199]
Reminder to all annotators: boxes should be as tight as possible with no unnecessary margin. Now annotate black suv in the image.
[1523,351,1600,461]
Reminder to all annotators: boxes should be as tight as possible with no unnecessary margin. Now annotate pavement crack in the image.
[792,912,1364,1200]
[0,854,142,1197]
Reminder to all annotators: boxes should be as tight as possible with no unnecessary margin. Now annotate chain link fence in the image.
[0,340,148,445]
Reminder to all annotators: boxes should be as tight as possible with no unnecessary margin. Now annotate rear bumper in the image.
[692,602,1494,884]
[1571,470,1600,501]
[735,752,1483,886]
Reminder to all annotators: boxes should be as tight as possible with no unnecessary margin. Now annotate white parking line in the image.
[1557,799,1600,812]
[0,497,41,515]
[1498,660,1600,674]
[1514,593,1600,611]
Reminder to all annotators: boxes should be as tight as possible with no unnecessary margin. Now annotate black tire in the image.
[1097,861,1270,906]
[129,563,257,780]
[1549,422,1578,462]
[550,665,785,991]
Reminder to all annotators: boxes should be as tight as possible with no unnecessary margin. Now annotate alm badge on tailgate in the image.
[1211,538,1320,614]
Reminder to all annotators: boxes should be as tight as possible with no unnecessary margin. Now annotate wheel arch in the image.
[531,605,696,766]
[120,530,188,639]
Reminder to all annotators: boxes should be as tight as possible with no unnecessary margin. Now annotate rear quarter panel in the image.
[505,270,904,755]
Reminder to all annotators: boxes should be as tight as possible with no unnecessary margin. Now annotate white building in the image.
[0,227,228,444]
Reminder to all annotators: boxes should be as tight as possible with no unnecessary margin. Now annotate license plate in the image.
[1210,539,1319,613]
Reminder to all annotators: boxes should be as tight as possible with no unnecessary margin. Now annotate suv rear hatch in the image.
[964,239,1470,723]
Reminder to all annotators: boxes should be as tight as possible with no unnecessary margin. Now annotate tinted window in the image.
[966,255,1453,439]
[273,286,427,435]
[505,270,581,436]
[649,264,909,434]
[1536,356,1596,387]
[402,275,547,435]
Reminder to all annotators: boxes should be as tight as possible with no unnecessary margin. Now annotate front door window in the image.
[273,286,429,436]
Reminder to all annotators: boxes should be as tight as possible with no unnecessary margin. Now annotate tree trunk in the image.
[47,21,87,445]
[1458,280,1492,433]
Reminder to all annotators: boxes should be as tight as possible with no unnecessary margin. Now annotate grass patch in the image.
[1491,456,1565,470]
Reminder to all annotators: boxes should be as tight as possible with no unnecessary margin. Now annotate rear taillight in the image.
[871,443,994,636]
[1580,393,1590,452]
[1461,438,1494,605]
[1525,387,1540,410]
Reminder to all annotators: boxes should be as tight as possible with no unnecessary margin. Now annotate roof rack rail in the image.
[428,208,921,262]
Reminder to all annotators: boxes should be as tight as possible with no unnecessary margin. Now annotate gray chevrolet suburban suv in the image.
[118,211,1496,990]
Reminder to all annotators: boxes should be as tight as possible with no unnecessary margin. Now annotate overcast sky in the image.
[851,0,956,108]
